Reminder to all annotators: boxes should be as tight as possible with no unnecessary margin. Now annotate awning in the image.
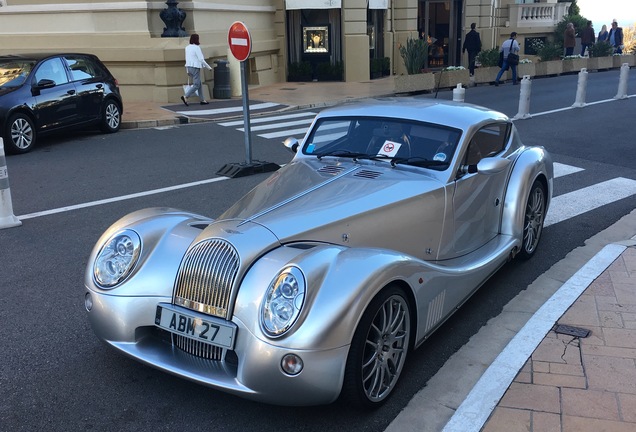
[369,0,389,9]
[285,0,342,10]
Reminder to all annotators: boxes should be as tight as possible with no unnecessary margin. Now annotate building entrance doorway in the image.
[418,0,461,69]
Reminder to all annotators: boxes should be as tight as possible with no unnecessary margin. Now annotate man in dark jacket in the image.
[580,20,595,56]
[462,23,482,76]
[608,20,624,54]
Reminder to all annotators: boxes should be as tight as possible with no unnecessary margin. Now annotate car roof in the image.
[0,53,97,62]
[317,97,510,131]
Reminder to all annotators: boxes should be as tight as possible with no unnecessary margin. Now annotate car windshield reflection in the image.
[303,117,462,170]
[0,60,35,88]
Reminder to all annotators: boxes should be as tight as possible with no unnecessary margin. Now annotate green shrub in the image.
[476,47,500,67]
[533,39,563,61]
[288,61,312,81]
[588,41,614,57]
[381,57,391,76]
[316,61,343,81]
[399,37,428,75]
[554,14,589,45]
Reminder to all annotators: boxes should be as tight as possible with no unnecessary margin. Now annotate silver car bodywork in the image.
[85,98,553,406]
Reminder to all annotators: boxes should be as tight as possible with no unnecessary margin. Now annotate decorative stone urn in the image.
[394,73,436,93]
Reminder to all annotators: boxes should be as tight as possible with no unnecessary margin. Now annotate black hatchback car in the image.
[0,53,123,154]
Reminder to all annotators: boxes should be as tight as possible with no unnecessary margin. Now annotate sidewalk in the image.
[119,76,636,431]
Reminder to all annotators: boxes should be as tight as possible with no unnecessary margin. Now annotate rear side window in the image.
[64,56,101,81]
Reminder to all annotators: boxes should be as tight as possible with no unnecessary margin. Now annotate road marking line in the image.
[218,111,316,127]
[544,177,636,227]
[239,117,314,132]
[176,102,279,116]
[553,162,584,178]
[442,243,627,432]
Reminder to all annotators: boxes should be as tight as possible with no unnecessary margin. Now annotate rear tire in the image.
[341,285,411,408]
[4,113,36,154]
[519,180,546,259]
[100,100,121,133]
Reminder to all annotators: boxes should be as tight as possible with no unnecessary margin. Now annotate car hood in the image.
[217,159,448,259]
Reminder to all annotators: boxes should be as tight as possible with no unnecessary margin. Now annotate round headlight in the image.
[261,266,305,337]
[93,229,141,288]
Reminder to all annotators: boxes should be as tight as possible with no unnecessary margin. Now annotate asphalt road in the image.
[0,70,635,432]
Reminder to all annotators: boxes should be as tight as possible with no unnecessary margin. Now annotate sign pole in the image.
[216,21,279,178]
[240,61,252,164]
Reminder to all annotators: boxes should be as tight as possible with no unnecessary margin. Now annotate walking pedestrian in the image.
[580,21,595,56]
[181,33,213,106]
[564,22,576,56]
[608,20,624,54]
[462,23,482,76]
[598,24,609,43]
[495,32,520,86]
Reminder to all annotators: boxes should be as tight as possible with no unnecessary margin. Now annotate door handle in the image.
[96,84,103,89]
[67,90,76,95]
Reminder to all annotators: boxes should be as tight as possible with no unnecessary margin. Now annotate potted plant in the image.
[562,54,587,73]
[395,36,435,93]
[534,40,563,76]
[473,47,502,84]
[517,58,535,79]
[588,41,614,70]
[435,66,470,89]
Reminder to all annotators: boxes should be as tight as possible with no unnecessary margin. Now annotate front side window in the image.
[33,58,69,86]
[303,117,462,169]
[463,123,510,166]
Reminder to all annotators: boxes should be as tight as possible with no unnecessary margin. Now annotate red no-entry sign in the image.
[228,21,252,62]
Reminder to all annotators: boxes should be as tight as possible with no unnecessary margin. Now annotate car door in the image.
[31,57,79,130]
[451,123,511,256]
[63,55,106,123]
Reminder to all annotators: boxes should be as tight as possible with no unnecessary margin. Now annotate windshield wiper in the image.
[390,157,449,168]
[315,149,370,159]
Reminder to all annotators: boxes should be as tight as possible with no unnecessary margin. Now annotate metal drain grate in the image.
[554,324,591,338]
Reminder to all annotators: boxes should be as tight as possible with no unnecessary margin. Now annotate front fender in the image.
[233,243,422,351]
[501,147,553,240]
[85,207,213,297]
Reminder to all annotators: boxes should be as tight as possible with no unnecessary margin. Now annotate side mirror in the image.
[283,137,300,154]
[460,157,511,176]
[35,79,56,89]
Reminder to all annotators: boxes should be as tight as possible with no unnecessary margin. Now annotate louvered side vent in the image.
[424,291,446,334]
[173,239,240,319]
[354,170,382,179]
[317,165,345,175]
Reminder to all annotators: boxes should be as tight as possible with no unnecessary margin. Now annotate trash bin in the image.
[213,59,231,99]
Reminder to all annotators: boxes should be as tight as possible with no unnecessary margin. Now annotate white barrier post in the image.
[572,68,588,107]
[614,63,630,100]
[452,83,465,102]
[513,75,532,120]
[0,138,22,229]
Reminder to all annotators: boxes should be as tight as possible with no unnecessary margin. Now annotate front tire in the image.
[341,286,411,408]
[4,113,36,154]
[519,180,546,259]
[100,100,121,133]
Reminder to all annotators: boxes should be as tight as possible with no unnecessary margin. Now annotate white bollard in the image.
[572,68,588,107]
[513,75,532,120]
[0,138,22,229]
[452,83,465,102]
[614,63,630,100]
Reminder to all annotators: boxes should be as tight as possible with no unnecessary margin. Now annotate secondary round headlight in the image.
[93,229,141,288]
[261,266,305,337]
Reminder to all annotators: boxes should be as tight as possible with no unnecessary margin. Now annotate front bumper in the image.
[85,288,349,406]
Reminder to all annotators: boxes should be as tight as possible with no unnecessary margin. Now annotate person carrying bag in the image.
[495,32,520,86]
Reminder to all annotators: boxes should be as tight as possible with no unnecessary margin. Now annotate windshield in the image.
[303,117,462,169]
[0,60,36,88]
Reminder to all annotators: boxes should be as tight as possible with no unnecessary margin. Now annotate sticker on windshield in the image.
[306,143,315,153]
[433,152,447,162]
[377,140,402,157]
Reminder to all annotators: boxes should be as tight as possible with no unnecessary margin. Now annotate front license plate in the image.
[155,304,236,349]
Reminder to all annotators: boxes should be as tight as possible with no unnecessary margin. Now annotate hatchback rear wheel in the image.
[4,113,36,154]
[100,100,121,133]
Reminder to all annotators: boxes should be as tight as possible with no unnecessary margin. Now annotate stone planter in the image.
[613,54,636,68]
[394,73,436,93]
[588,56,613,71]
[535,60,563,76]
[434,69,470,89]
[517,62,536,79]
[562,57,587,74]
[472,66,499,84]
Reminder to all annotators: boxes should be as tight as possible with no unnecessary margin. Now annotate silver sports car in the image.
[85,98,552,407]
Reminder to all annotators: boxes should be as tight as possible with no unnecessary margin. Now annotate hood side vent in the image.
[318,165,345,175]
[354,169,382,179]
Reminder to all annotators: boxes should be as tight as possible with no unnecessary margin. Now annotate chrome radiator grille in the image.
[174,335,224,360]
[173,238,240,320]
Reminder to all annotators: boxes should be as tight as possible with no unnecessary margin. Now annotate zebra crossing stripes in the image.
[219,111,315,139]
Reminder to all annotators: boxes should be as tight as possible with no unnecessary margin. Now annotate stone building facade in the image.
[0,0,569,103]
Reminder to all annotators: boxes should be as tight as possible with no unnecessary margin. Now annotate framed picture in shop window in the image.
[303,25,329,54]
